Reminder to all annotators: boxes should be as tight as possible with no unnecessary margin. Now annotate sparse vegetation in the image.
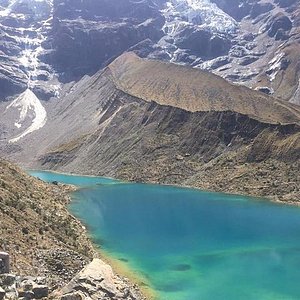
[0,159,95,289]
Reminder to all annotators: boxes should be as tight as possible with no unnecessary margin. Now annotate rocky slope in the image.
[0,53,299,203]
[0,158,146,299]
[0,158,93,284]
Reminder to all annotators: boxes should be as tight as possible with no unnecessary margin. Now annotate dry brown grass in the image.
[0,159,95,288]
[108,52,300,125]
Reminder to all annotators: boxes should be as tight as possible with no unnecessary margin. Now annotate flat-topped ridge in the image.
[108,52,300,125]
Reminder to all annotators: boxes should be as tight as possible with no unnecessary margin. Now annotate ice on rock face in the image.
[162,0,238,36]
[0,0,58,142]
[160,0,237,63]
[0,0,52,18]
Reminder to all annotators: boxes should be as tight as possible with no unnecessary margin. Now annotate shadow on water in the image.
[169,264,191,272]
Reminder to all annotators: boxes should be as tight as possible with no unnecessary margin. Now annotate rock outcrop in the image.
[0,273,49,300]
[56,259,145,300]
[0,259,145,300]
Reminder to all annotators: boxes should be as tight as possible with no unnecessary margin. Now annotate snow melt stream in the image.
[1,0,54,142]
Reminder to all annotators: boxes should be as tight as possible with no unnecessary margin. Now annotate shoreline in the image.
[26,168,299,299]
[29,168,300,207]
[67,193,157,300]
[98,248,157,300]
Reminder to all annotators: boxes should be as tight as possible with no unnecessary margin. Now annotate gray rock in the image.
[18,289,35,299]
[239,56,258,66]
[0,287,5,300]
[32,284,48,299]
[0,274,15,287]
[58,259,144,300]
[250,2,274,19]
[60,291,87,300]
[255,86,273,95]
[0,252,9,274]
[267,13,292,38]
[20,279,34,291]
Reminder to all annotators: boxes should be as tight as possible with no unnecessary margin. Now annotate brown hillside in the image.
[0,53,299,204]
[108,52,300,125]
[0,159,94,288]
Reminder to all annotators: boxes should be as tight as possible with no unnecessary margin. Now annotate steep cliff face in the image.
[49,0,165,80]
[0,53,298,203]
[0,0,299,104]
[47,0,300,103]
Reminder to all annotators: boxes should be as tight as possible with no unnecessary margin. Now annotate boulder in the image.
[60,291,87,300]
[18,289,35,299]
[239,56,258,66]
[0,274,15,287]
[59,259,140,299]
[267,13,292,38]
[255,86,273,95]
[0,252,9,274]
[0,287,5,300]
[32,284,49,299]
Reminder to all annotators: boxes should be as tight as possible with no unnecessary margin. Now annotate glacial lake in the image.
[30,171,300,300]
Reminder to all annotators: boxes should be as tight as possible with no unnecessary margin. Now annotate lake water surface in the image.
[30,171,300,300]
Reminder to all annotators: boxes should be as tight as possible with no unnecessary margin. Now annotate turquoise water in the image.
[30,171,300,300]
[29,170,117,187]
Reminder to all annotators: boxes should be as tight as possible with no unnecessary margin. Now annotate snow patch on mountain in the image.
[162,0,238,35]
[267,51,285,82]
[6,89,47,143]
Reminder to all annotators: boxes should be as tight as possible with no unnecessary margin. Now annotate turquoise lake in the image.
[30,171,300,300]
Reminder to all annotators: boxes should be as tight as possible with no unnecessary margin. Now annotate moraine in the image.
[30,170,300,300]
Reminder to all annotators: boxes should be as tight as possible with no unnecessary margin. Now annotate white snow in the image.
[0,0,16,17]
[267,51,285,82]
[162,0,238,35]
[160,0,238,62]
[0,1,60,143]
[6,89,47,143]
[1,0,56,88]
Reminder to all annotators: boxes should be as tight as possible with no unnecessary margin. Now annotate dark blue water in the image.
[30,171,300,300]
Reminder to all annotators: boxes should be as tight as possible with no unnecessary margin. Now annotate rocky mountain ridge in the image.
[0,1,299,203]
[0,53,298,203]
[0,0,299,104]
